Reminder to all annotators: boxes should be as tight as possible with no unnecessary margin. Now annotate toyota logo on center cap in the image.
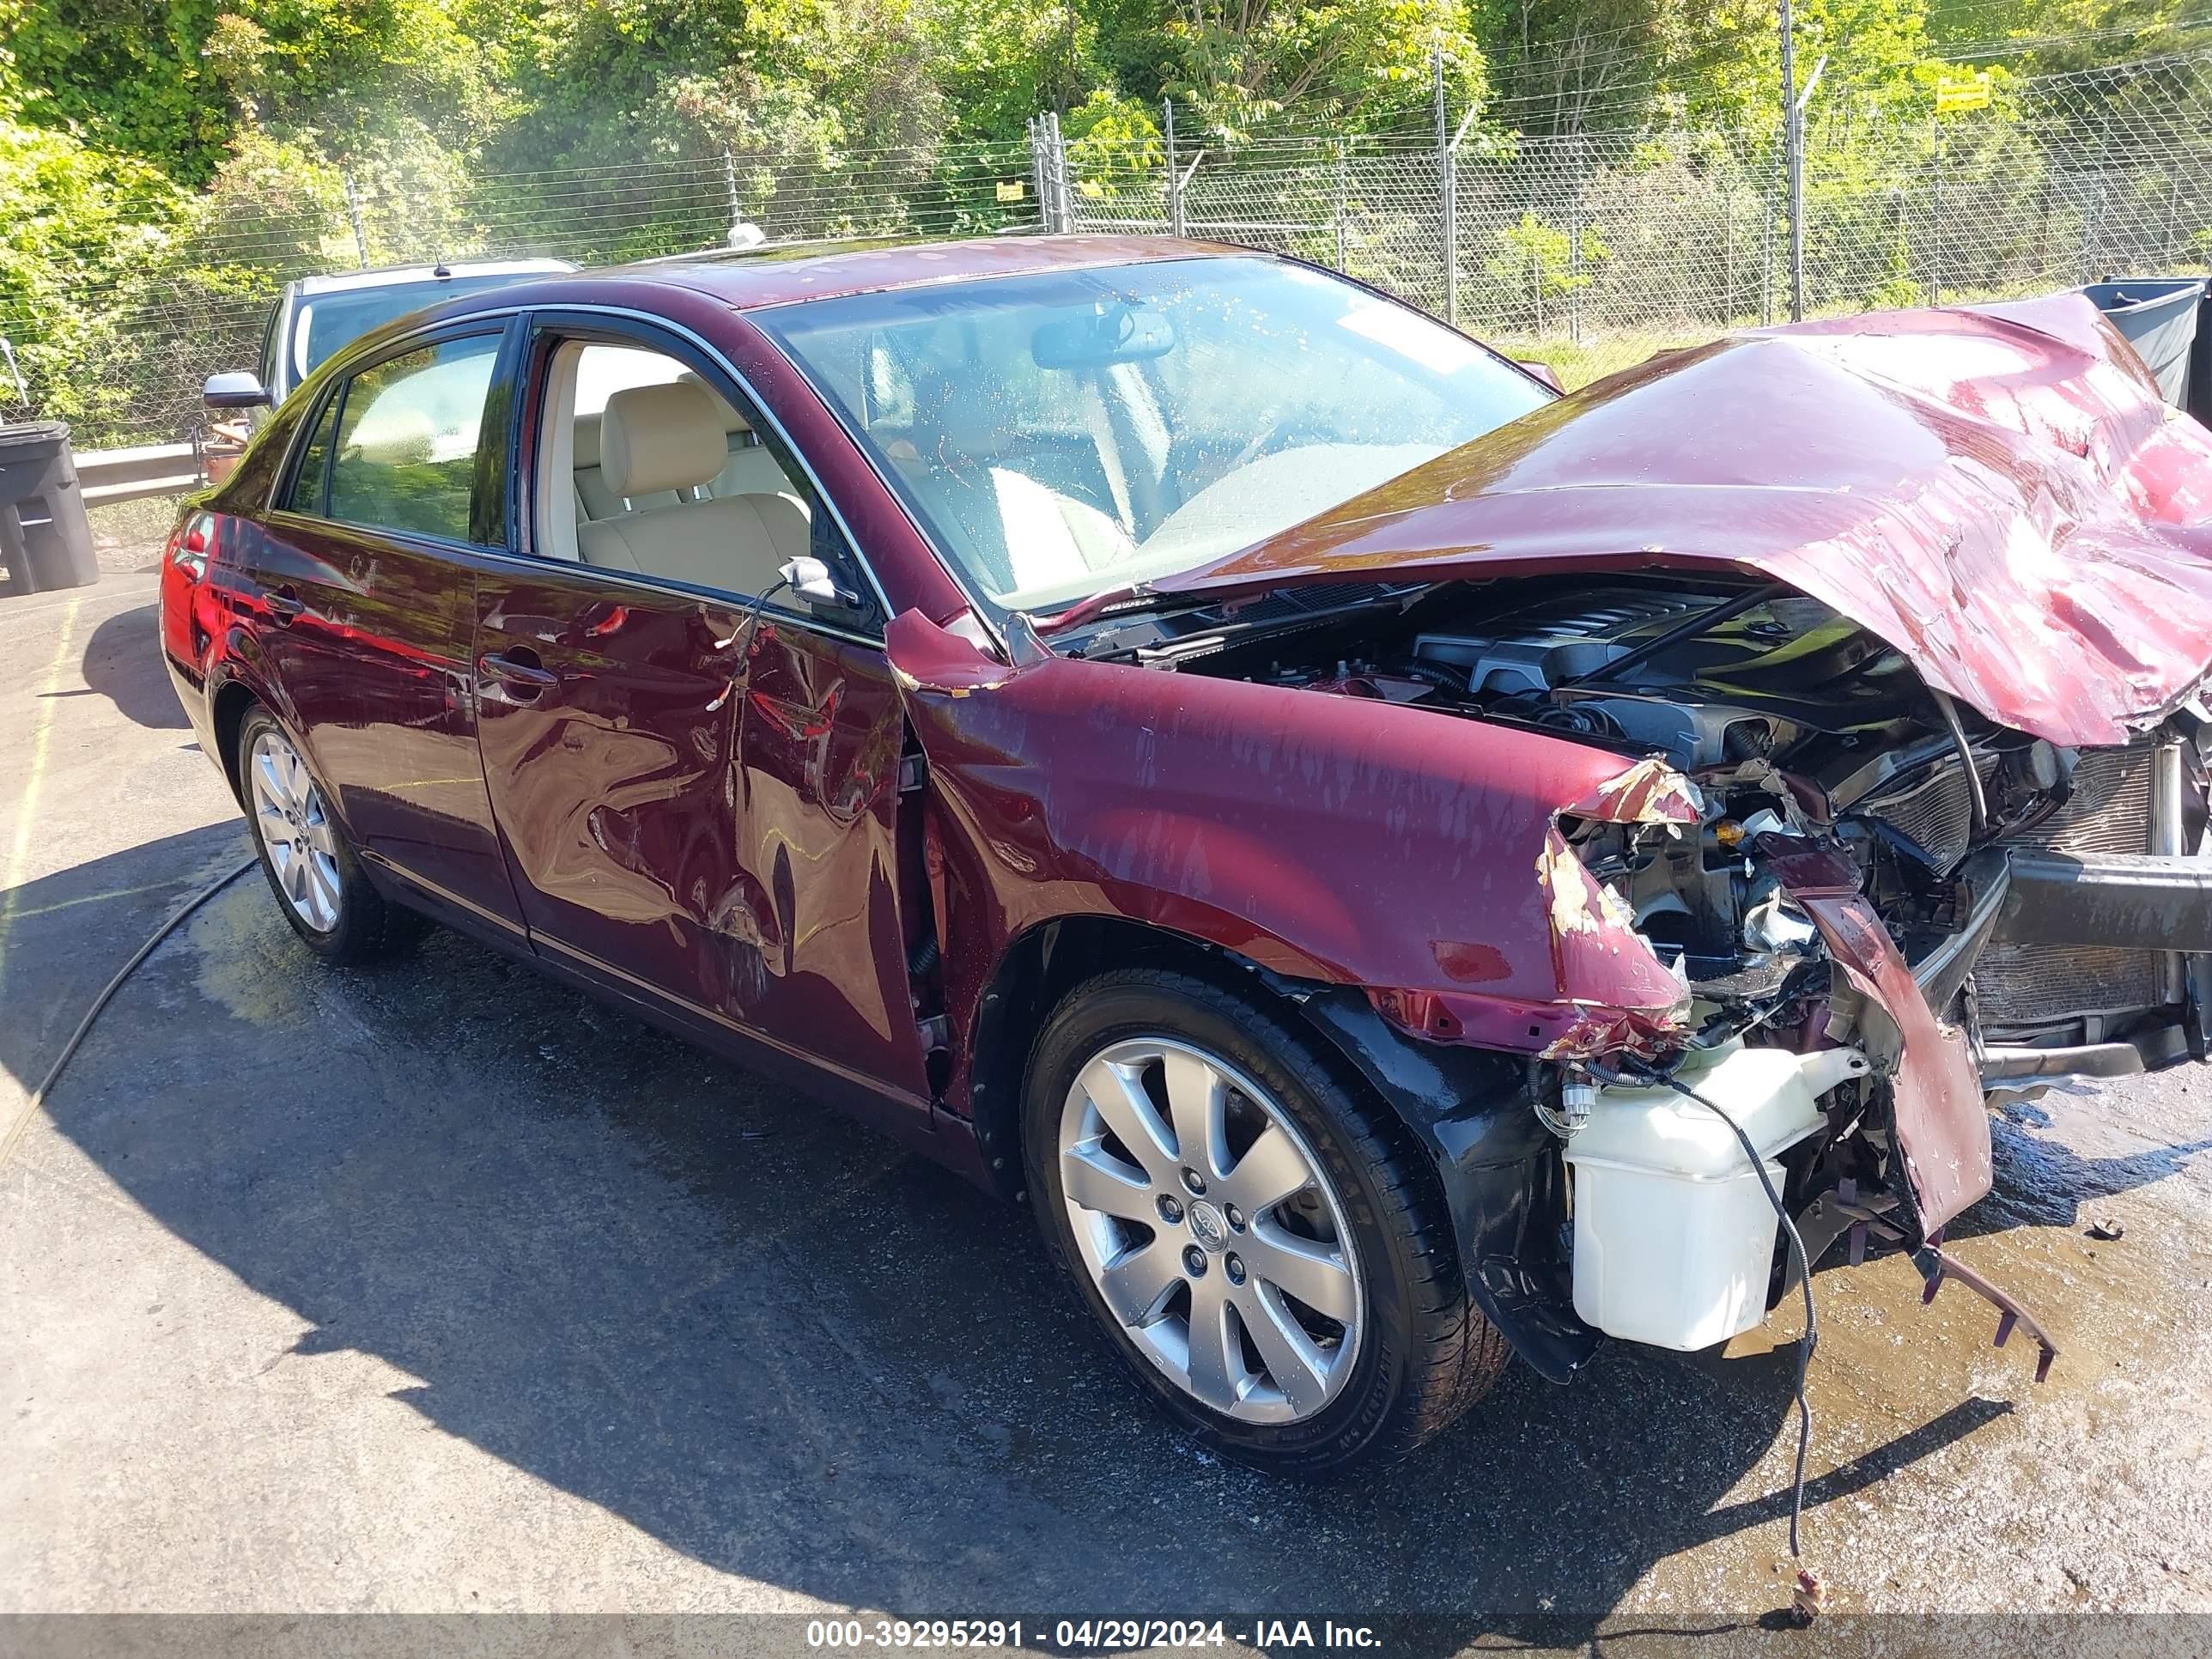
[1188,1200,1229,1252]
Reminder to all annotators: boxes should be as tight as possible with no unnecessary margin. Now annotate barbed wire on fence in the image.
[16,47,2212,449]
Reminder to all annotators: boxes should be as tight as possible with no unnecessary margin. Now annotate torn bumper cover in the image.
[1449,805,2209,1382]
[1759,836,1993,1237]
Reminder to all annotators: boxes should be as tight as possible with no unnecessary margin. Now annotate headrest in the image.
[678,372,753,435]
[572,411,601,469]
[599,382,727,498]
[921,381,1006,459]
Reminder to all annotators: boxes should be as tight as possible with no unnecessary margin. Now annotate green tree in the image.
[1666,0,1944,129]
[1156,0,1488,133]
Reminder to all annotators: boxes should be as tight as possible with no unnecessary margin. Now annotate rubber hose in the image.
[0,855,258,1174]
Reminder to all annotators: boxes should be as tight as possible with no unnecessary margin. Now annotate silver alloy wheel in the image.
[1058,1036,1364,1424]
[249,729,343,933]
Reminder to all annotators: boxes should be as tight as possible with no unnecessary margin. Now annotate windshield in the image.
[294,276,536,380]
[756,256,1551,614]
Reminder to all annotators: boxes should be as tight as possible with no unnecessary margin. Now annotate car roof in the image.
[462,235,1256,315]
[291,258,576,296]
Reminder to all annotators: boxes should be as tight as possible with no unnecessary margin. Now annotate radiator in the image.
[1858,753,1997,872]
[1976,740,2166,1031]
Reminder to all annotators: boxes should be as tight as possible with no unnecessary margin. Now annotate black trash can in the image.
[2083,277,2208,410]
[0,421,99,595]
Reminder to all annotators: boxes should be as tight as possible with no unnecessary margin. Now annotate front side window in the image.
[325,336,502,543]
[530,334,820,600]
[754,256,1552,616]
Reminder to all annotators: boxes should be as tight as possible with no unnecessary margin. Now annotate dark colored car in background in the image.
[160,237,2212,1473]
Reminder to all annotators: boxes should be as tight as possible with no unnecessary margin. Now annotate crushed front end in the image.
[1109,569,2212,1377]
[1024,291,2212,1388]
[1537,659,2212,1372]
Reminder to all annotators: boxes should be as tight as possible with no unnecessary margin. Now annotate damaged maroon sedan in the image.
[161,238,2212,1474]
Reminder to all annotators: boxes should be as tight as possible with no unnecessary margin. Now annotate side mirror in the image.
[779,554,860,611]
[204,371,270,410]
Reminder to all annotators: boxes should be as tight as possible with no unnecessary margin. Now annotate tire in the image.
[236,703,427,963]
[1022,968,1509,1475]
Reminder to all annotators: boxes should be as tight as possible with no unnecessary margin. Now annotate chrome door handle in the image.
[477,650,559,697]
[266,587,306,621]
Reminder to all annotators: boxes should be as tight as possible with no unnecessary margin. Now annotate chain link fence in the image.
[15,50,2212,449]
[1064,48,2212,387]
[1,139,1042,449]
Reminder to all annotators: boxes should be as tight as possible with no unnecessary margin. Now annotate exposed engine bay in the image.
[1077,574,2209,1054]
[1063,574,2212,1365]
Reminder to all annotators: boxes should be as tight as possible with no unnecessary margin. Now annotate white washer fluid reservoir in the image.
[1562,1042,1869,1351]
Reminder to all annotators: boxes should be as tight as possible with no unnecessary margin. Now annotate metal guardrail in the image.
[78,441,205,508]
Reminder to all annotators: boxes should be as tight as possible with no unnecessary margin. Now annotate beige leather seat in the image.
[574,397,801,523]
[711,430,802,504]
[576,382,810,593]
[573,411,681,520]
[675,373,808,507]
[887,390,1131,596]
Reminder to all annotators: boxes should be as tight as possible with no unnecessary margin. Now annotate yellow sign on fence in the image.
[1936,70,1992,113]
[995,179,1026,202]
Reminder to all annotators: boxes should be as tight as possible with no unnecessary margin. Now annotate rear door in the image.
[235,321,527,941]
[471,313,935,1113]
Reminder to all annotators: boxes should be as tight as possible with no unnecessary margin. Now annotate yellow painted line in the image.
[0,877,193,923]
[0,597,84,990]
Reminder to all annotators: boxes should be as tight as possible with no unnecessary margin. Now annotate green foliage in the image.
[3,0,2205,441]
[0,118,190,428]
[0,0,228,177]
[1159,0,1486,133]
[1067,89,1164,175]
[1486,209,1610,296]
[1664,0,1942,130]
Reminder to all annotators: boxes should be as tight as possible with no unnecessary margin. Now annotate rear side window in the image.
[283,392,341,515]
[325,335,502,543]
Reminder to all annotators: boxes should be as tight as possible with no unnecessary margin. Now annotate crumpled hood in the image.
[1156,293,2212,746]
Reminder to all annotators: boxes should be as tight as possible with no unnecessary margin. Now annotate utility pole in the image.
[342,173,370,270]
[1164,99,1185,238]
[1778,0,1805,319]
[1435,45,1458,326]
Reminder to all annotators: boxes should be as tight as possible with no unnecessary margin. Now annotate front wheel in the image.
[1022,969,1508,1474]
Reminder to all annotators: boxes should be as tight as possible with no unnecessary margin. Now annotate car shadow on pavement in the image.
[1966,1102,2212,1237]
[2,844,2049,1637]
[0,823,251,1074]
[72,602,191,731]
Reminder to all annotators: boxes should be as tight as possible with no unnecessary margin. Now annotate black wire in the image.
[1601,1059,1820,1559]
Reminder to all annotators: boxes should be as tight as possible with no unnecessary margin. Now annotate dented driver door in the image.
[472,564,757,1023]
[471,559,936,1117]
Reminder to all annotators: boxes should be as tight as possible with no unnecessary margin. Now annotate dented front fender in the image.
[884,610,1698,1108]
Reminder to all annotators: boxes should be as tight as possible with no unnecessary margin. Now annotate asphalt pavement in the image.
[3,572,2209,1645]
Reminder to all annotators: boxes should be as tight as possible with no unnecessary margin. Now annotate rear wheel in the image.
[1023,968,1508,1474]
[237,704,426,963]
